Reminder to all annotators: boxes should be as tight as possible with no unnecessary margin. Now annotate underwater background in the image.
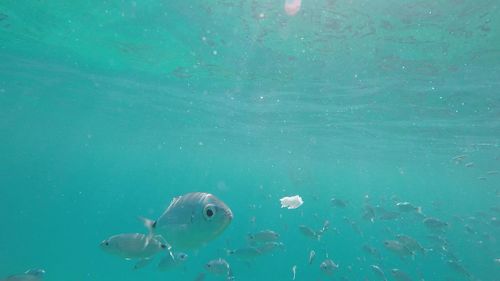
[0,0,499,280]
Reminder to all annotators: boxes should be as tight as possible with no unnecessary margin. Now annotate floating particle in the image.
[284,0,302,16]
[280,195,303,209]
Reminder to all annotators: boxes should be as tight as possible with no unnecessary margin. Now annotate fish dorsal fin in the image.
[166,196,182,210]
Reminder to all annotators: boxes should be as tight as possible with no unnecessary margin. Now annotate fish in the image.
[425,234,448,247]
[423,217,449,231]
[280,195,303,209]
[255,241,285,254]
[100,233,167,259]
[247,230,279,244]
[377,208,401,220]
[369,265,387,281]
[292,265,297,280]
[465,162,474,167]
[362,244,382,260]
[158,252,188,271]
[452,155,467,163]
[494,258,500,266]
[141,192,233,250]
[447,260,473,280]
[205,258,234,280]
[308,250,316,264]
[227,247,262,259]
[362,205,376,222]
[396,234,426,255]
[395,202,422,214]
[0,269,45,281]
[320,259,339,276]
[391,269,412,281]
[331,198,348,208]
[383,240,414,258]
[298,225,321,240]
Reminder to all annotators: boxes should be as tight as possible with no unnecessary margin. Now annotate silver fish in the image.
[362,244,382,260]
[391,269,412,281]
[320,259,339,276]
[423,217,448,231]
[396,234,426,255]
[331,198,348,208]
[247,230,279,244]
[158,252,188,271]
[255,241,285,254]
[142,192,233,250]
[100,233,167,259]
[298,225,320,240]
[383,240,414,258]
[447,260,473,280]
[396,202,422,214]
[0,269,45,281]
[308,250,316,264]
[369,265,387,281]
[227,247,262,259]
[205,258,234,280]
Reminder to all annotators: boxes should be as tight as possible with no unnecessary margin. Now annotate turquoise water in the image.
[1,0,499,280]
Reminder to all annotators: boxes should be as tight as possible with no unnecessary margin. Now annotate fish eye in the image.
[203,204,216,220]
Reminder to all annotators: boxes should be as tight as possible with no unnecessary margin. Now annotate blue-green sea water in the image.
[1,1,499,281]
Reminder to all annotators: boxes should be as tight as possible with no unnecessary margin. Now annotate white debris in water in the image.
[280,195,303,209]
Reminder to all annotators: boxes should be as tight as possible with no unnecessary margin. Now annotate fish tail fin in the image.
[139,216,156,243]
[416,206,423,214]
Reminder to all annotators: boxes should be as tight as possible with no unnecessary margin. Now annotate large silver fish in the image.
[142,192,233,250]
[0,269,45,281]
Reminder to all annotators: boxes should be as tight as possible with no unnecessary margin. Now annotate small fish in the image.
[369,265,387,281]
[425,234,448,247]
[280,195,303,209]
[396,234,426,255]
[158,252,188,271]
[320,259,339,276]
[255,241,285,254]
[362,205,376,222]
[227,247,262,259]
[362,244,382,260]
[292,265,297,280]
[423,217,448,231]
[391,269,412,281]
[205,258,234,280]
[378,208,401,220]
[141,192,233,250]
[465,162,474,167]
[447,260,473,280]
[0,269,45,281]
[247,230,279,244]
[331,198,348,208]
[487,170,499,175]
[298,225,320,240]
[383,240,414,258]
[100,233,167,259]
[494,258,500,266]
[396,202,422,214]
[308,250,316,264]
[452,155,467,163]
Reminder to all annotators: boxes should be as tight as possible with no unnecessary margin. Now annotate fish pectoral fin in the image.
[138,217,156,244]
[134,258,154,270]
